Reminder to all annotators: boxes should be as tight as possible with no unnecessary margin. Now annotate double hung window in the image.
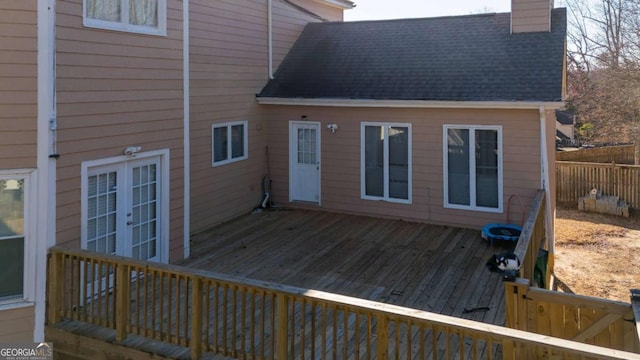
[361,123,412,203]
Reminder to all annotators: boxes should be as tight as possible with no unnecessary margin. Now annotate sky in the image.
[344,0,513,21]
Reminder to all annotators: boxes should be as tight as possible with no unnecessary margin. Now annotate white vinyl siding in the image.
[212,121,248,167]
[444,125,503,213]
[83,0,167,36]
[361,122,412,204]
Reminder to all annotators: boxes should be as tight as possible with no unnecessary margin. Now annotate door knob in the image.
[127,221,133,225]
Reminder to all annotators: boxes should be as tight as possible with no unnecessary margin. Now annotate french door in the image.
[83,156,162,262]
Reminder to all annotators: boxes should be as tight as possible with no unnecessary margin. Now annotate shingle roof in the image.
[258,8,566,102]
[555,109,574,125]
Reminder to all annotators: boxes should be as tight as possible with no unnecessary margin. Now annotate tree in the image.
[565,0,640,164]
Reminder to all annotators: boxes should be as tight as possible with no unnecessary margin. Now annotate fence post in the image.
[276,293,289,360]
[191,278,203,359]
[115,263,130,341]
[376,314,388,360]
[47,251,64,325]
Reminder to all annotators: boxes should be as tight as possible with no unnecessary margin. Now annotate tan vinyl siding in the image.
[189,0,340,234]
[55,0,185,260]
[0,1,37,169]
[511,0,552,33]
[266,106,543,229]
[0,305,35,342]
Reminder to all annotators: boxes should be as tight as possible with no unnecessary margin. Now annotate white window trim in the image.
[360,122,412,204]
[443,125,503,213]
[0,169,36,309]
[211,121,249,167]
[82,0,167,36]
[80,149,170,263]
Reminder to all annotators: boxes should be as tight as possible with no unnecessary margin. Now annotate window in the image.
[444,125,502,212]
[212,121,248,167]
[84,0,167,36]
[0,177,26,301]
[361,122,412,203]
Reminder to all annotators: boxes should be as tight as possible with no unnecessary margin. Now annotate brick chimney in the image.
[511,0,554,33]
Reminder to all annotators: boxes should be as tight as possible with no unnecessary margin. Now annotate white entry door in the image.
[290,122,320,203]
[83,156,162,262]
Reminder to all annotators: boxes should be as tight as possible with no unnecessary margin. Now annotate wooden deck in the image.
[182,208,510,326]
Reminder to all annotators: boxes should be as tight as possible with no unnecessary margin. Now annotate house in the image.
[258,1,565,233]
[556,109,575,141]
[0,0,353,344]
[0,0,565,347]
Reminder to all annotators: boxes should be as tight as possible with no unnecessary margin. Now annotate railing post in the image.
[504,278,530,359]
[115,263,130,341]
[376,314,388,360]
[276,293,289,360]
[191,278,203,359]
[47,250,64,325]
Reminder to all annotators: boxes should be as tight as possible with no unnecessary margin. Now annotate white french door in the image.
[83,156,162,262]
[289,122,321,203]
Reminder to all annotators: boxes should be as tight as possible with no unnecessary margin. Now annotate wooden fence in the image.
[557,145,636,164]
[47,247,640,360]
[556,161,640,209]
[505,280,640,357]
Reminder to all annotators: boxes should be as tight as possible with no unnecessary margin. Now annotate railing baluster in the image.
[376,314,388,360]
[250,288,256,357]
[343,307,348,360]
[166,273,172,343]
[321,303,327,360]
[232,285,237,357]
[213,282,219,352]
[115,262,130,341]
[191,277,202,359]
[276,293,289,360]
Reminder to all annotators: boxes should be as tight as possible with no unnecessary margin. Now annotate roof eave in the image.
[312,0,355,9]
[256,97,565,110]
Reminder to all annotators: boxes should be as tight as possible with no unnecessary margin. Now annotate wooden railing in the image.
[47,247,640,359]
[512,190,549,287]
[556,161,640,209]
[556,145,636,164]
[505,280,640,356]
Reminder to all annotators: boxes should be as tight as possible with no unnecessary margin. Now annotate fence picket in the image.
[556,161,640,209]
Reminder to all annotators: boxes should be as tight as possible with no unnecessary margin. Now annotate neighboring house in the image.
[0,0,352,343]
[0,0,565,345]
[258,0,565,230]
[556,109,575,140]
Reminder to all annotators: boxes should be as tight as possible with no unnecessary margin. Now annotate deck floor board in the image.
[184,209,511,325]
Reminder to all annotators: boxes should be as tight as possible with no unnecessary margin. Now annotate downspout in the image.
[183,0,191,259]
[268,0,274,79]
[539,107,555,283]
[35,0,56,342]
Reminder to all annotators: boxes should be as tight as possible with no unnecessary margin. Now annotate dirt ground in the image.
[554,205,640,303]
